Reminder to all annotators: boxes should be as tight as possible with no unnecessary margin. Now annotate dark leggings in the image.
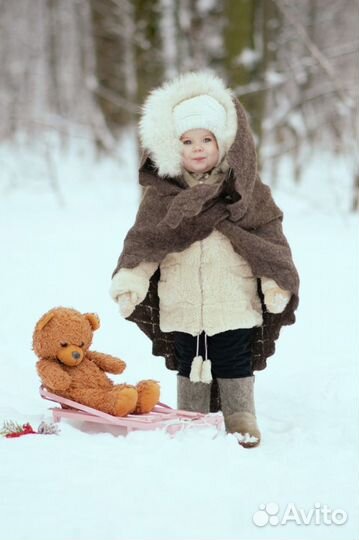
[173,328,255,379]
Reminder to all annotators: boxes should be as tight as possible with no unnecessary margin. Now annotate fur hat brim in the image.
[139,71,238,177]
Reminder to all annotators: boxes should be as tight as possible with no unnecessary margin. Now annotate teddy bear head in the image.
[33,307,100,367]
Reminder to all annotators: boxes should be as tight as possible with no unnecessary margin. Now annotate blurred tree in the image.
[160,0,178,79]
[0,0,112,149]
[90,0,139,128]
[134,0,163,105]
[176,0,225,73]
[263,0,358,193]
[90,0,164,138]
[223,0,265,143]
[1,0,357,208]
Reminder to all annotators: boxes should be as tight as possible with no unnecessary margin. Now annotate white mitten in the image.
[117,292,138,318]
[110,266,156,316]
[264,287,291,314]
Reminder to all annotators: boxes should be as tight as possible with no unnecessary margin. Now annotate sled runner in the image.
[40,386,223,436]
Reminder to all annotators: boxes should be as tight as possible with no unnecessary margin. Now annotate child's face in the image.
[180,129,219,174]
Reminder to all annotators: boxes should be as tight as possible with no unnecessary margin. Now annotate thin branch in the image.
[235,46,359,99]
[273,0,355,111]
[264,84,355,134]
[95,84,140,114]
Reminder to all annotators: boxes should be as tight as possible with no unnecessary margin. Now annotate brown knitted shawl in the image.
[112,99,300,410]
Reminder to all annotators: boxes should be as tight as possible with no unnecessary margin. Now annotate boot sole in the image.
[239,439,260,448]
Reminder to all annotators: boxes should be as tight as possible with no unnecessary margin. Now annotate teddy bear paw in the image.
[110,385,138,416]
[134,380,160,414]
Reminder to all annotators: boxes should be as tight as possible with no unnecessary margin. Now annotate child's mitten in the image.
[110,264,158,316]
[264,287,291,314]
[117,292,137,318]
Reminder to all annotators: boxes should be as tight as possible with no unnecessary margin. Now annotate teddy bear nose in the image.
[72,352,81,360]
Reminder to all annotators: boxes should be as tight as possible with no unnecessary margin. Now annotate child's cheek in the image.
[181,151,189,166]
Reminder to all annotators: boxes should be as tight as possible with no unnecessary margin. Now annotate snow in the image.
[234,432,259,444]
[265,69,286,85]
[235,48,261,68]
[0,134,358,540]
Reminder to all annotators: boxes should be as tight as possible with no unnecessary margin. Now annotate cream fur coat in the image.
[111,163,289,336]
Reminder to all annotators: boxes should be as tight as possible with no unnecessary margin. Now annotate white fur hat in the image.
[139,71,238,177]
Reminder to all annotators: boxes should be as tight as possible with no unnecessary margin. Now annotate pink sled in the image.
[39,386,224,436]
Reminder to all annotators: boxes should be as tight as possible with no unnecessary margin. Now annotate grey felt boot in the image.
[217,376,261,448]
[177,375,211,414]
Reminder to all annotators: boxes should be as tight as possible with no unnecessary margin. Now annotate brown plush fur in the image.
[33,307,160,416]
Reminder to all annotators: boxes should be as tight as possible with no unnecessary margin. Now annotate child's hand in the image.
[264,287,291,314]
[116,292,138,318]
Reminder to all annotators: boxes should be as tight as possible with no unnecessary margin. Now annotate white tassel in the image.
[189,355,203,382]
[201,359,213,384]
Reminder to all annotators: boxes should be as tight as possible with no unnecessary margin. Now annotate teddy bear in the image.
[33,307,160,416]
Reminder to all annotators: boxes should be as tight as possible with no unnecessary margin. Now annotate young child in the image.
[110,71,300,448]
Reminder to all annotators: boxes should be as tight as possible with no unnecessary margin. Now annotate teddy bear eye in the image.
[79,342,84,347]
[60,342,68,347]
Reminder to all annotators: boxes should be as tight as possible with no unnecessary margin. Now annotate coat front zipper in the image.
[199,239,204,332]
[198,178,205,336]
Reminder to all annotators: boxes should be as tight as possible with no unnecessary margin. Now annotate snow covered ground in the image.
[0,136,358,540]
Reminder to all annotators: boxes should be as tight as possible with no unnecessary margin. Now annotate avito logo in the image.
[253,502,348,527]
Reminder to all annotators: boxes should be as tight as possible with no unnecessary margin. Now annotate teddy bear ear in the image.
[84,313,100,331]
[37,312,55,331]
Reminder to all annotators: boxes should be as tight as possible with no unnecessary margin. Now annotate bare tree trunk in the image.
[352,170,359,212]
[223,0,264,143]
[160,0,178,79]
[177,0,225,72]
[0,0,111,147]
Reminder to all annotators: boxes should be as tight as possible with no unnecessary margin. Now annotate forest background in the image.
[1,0,358,207]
